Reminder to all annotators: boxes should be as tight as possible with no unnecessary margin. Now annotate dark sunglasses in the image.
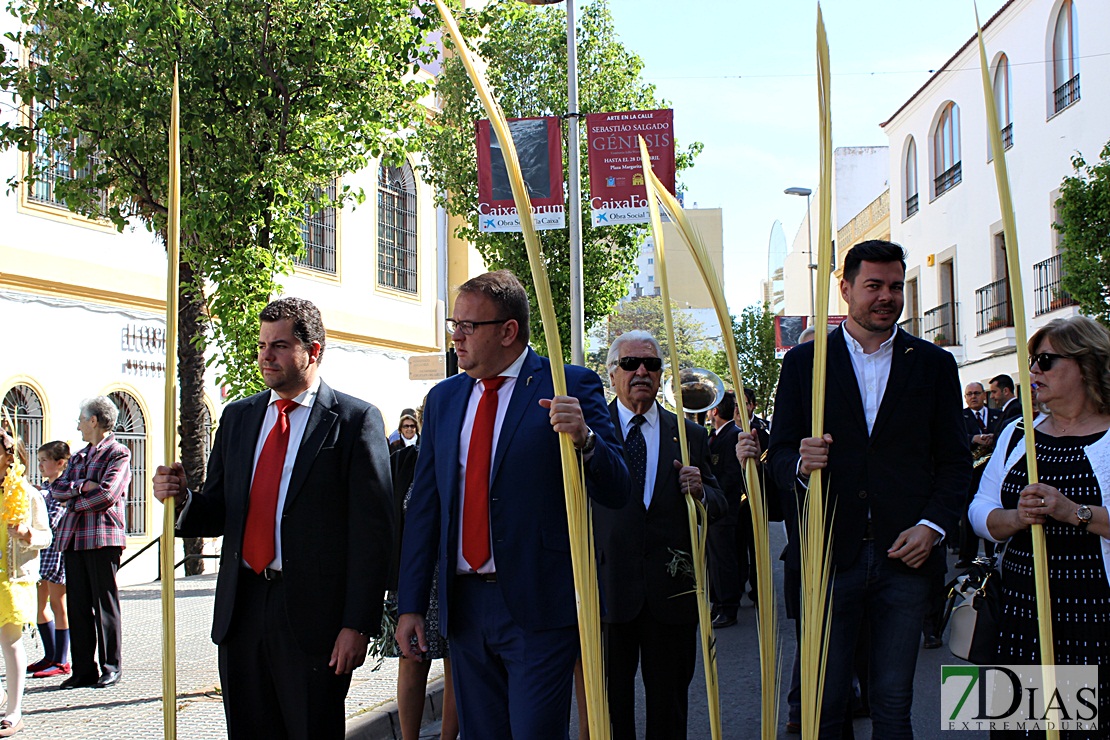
[401,424,417,430]
[1029,352,1071,371]
[617,356,663,372]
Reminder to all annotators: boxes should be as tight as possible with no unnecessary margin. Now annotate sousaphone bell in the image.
[662,367,726,414]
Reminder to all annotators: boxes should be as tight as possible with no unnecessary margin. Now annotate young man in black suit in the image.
[154,297,393,739]
[594,330,725,740]
[767,240,971,737]
[706,390,743,627]
[990,373,1021,432]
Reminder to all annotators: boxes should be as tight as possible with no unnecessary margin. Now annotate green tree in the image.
[415,0,701,355]
[586,295,712,379]
[1,0,433,572]
[714,303,780,417]
[1055,142,1110,326]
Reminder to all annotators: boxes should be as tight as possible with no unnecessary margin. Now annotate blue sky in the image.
[603,0,1011,312]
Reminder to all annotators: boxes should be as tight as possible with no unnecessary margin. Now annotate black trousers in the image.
[604,608,697,740]
[735,503,758,597]
[218,570,352,740]
[707,520,740,616]
[64,547,122,677]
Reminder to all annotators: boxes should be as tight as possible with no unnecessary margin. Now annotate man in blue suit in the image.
[395,270,630,738]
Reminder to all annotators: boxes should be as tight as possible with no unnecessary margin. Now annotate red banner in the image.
[774,315,847,357]
[476,116,565,232]
[586,109,676,227]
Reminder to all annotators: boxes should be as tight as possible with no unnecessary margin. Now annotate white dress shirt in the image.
[248,376,321,570]
[615,400,661,508]
[455,346,530,574]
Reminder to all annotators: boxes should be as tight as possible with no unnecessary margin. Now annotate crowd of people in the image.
[0,237,1099,739]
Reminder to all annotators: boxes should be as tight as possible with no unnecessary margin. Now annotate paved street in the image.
[6,573,444,740]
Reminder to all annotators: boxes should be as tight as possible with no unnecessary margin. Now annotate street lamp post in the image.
[521,0,584,365]
[784,186,816,323]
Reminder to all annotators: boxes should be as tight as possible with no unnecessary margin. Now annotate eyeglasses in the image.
[616,356,663,372]
[1029,352,1072,371]
[964,390,984,397]
[446,318,509,336]
[401,424,417,430]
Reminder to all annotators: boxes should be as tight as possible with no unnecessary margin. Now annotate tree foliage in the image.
[414,0,701,355]
[1055,141,1110,326]
[586,295,711,380]
[708,303,780,417]
[0,0,435,395]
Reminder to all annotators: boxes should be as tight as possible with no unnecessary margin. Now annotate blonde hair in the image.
[1029,316,1110,415]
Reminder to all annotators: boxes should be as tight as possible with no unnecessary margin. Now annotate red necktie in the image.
[462,377,506,571]
[243,398,297,573]
[977,410,987,433]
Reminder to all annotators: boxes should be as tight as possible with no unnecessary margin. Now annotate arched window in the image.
[108,391,147,537]
[2,385,44,487]
[933,102,961,198]
[1052,0,1080,113]
[297,179,338,274]
[377,162,418,294]
[903,137,919,218]
[993,54,1013,151]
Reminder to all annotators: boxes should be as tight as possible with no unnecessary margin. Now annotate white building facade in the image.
[882,0,1102,388]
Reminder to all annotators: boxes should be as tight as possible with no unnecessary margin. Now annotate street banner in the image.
[476,116,564,232]
[587,109,675,227]
[774,314,846,357]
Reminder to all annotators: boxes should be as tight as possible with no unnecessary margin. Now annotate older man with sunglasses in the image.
[593,330,725,740]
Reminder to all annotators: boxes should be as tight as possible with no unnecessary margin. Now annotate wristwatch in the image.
[577,427,597,454]
[1076,504,1093,531]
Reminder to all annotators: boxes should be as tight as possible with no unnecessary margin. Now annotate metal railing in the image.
[975,277,1014,335]
[118,535,220,581]
[905,193,919,218]
[1000,123,1013,150]
[1054,73,1080,114]
[924,302,959,346]
[898,316,921,337]
[1033,253,1077,316]
[296,181,338,274]
[934,162,962,197]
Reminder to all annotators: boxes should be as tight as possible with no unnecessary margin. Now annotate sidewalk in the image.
[8,574,445,740]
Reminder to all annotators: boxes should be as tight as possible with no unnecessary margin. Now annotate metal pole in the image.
[806,192,816,323]
[566,0,584,365]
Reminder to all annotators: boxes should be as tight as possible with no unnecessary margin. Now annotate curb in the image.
[346,677,447,740]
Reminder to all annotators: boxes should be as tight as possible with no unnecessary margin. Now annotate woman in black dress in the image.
[971,316,1110,739]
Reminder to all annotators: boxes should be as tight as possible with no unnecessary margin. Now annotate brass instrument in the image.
[662,367,726,414]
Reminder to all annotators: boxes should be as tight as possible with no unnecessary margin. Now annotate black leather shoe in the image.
[95,670,122,688]
[59,673,98,689]
[712,613,737,628]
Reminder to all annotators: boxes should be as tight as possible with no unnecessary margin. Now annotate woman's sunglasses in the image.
[1028,352,1071,371]
[617,356,663,372]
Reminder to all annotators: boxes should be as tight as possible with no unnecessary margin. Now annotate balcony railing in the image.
[898,316,921,337]
[905,193,919,218]
[1000,123,1013,150]
[934,162,962,198]
[1054,73,1080,114]
[975,278,1014,335]
[1033,253,1077,316]
[924,302,959,346]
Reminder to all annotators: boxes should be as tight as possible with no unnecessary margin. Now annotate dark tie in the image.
[463,376,507,571]
[243,398,297,573]
[626,415,648,501]
[976,410,987,433]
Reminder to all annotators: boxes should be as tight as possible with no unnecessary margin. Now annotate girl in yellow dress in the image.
[0,431,52,737]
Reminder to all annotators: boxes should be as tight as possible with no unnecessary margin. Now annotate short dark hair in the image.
[990,374,1015,394]
[716,390,736,420]
[457,270,530,346]
[38,440,71,462]
[260,297,326,361]
[843,240,907,284]
[743,387,757,407]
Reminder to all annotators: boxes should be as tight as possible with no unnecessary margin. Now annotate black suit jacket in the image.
[594,401,726,625]
[708,421,743,524]
[962,407,1000,456]
[992,398,1021,435]
[767,326,971,574]
[178,381,393,656]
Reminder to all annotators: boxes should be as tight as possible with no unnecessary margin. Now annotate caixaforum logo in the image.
[941,665,1099,732]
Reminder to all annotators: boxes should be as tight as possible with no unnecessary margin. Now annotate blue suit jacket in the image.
[397,348,630,634]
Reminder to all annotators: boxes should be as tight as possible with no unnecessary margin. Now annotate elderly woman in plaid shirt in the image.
[48,396,131,690]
